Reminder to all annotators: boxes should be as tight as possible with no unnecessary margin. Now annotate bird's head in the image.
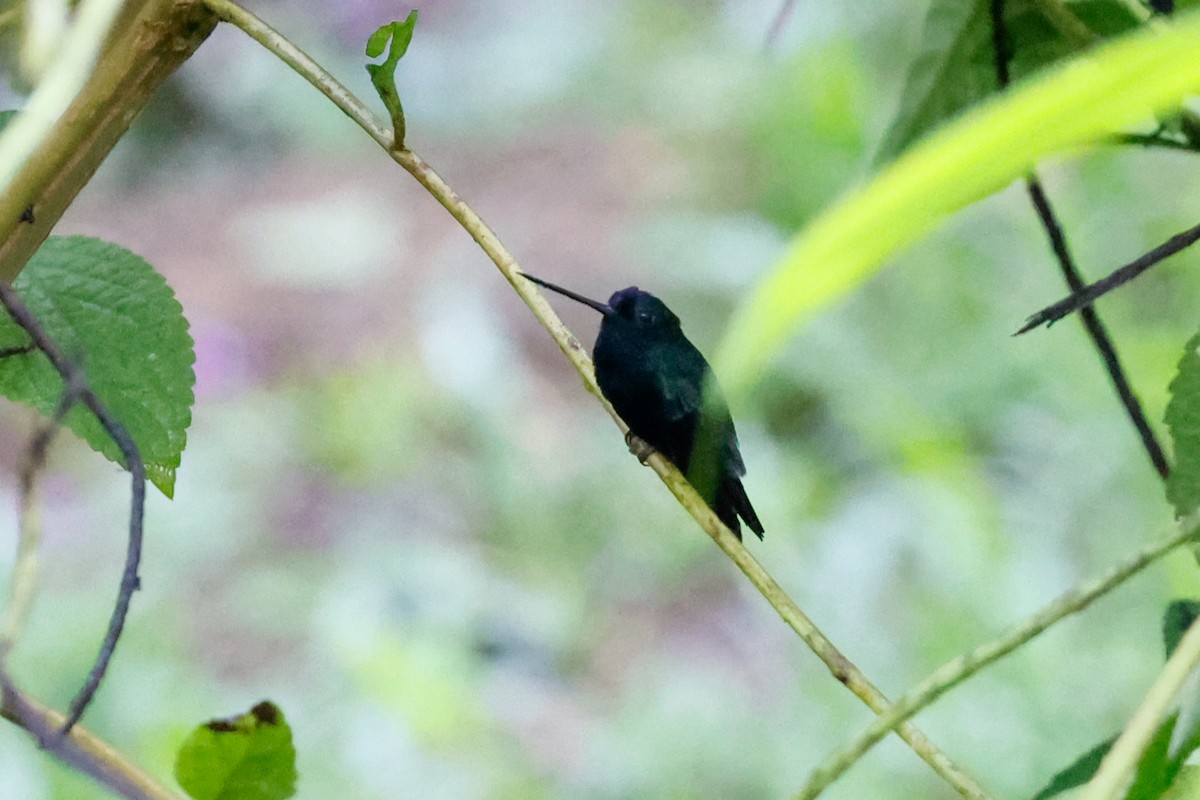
[606,287,680,332]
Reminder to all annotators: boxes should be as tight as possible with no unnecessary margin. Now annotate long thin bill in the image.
[520,272,611,315]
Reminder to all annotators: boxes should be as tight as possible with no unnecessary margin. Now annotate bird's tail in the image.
[718,477,764,541]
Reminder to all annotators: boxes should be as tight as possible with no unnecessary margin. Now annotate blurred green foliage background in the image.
[2,0,1200,797]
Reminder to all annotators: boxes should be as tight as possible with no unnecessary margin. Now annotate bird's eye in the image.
[637,311,653,325]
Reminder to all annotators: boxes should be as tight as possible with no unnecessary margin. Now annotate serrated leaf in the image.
[0,236,195,497]
[365,11,418,146]
[715,10,1200,393]
[175,701,297,800]
[1166,331,1200,516]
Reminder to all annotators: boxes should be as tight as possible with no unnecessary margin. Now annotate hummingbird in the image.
[521,273,764,541]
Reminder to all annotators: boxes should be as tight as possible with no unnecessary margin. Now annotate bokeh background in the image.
[2,0,1200,797]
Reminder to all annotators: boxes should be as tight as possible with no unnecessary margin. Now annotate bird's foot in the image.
[624,431,655,465]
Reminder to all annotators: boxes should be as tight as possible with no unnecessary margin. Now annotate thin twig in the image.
[0,676,183,800]
[1017,219,1200,333]
[0,281,146,734]
[1023,180,1170,478]
[793,513,1200,800]
[203,2,991,796]
[992,0,1170,481]
[1079,602,1200,799]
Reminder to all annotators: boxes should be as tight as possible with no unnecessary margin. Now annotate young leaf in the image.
[174,701,297,800]
[365,10,418,147]
[0,236,195,497]
[715,11,1200,393]
[1166,331,1200,517]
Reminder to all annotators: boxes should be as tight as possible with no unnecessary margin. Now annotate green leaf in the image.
[1164,766,1200,800]
[1166,331,1200,516]
[365,10,418,147]
[174,701,297,800]
[1031,736,1115,799]
[715,10,1200,393]
[1128,713,1182,800]
[1164,600,1200,658]
[1071,0,1144,37]
[0,110,16,135]
[877,0,1084,163]
[0,236,195,497]
[1031,716,1188,800]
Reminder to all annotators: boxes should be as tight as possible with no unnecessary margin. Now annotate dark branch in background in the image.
[0,281,146,734]
[1018,219,1200,333]
[1022,181,1171,479]
[991,0,1171,481]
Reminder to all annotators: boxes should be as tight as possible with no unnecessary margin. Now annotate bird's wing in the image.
[656,344,746,477]
[656,344,705,423]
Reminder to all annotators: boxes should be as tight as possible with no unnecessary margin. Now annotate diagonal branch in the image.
[1017,218,1200,333]
[992,0,1170,480]
[0,677,183,800]
[201,2,991,796]
[793,512,1200,800]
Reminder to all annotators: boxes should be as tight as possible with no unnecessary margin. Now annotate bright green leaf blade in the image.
[174,701,297,800]
[0,236,195,497]
[1167,331,1200,516]
[715,11,1200,393]
[1031,736,1115,799]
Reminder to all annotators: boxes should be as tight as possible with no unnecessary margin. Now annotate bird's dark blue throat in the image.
[520,272,764,541]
